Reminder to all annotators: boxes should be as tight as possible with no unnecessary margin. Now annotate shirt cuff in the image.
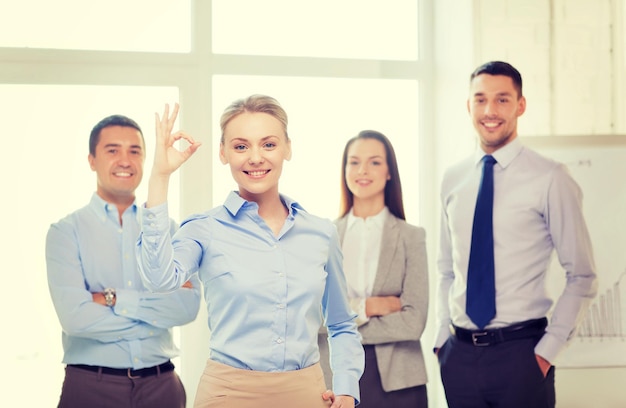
[349,297,369,326]
[534,331,565,364]
[113,289,139,319]
[434,322,452,349]
[141,202,170,233]
[332,374,361,406]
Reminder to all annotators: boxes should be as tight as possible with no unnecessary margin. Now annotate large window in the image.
[0,1,430,406]
[212,0,419,60]
[0,0,191,52]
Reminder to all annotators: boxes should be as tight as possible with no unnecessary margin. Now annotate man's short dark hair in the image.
[470,61,523,98]
[89,115,144,156]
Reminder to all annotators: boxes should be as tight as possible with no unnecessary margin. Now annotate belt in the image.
[451,318,547,347]
[69,360,175,379]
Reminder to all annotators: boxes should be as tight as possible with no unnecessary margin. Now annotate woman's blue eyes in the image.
[233,143,276,150]
[349,161,381,166]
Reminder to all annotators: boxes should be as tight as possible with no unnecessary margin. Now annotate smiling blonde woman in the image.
[136,95,364,408]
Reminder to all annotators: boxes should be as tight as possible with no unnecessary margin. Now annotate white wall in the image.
[474,0,621,137]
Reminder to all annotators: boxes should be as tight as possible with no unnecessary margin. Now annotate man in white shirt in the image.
[434,61,597,408]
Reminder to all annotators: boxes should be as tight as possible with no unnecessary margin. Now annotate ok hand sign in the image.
[147,103,202,207]
[152,103,202,177]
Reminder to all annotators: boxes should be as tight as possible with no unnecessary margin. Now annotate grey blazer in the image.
[318,211,429,392]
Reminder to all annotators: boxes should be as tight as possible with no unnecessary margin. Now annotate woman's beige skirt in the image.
[193,359,332,408]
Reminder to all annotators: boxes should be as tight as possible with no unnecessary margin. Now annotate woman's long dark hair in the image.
[339,130,405,220]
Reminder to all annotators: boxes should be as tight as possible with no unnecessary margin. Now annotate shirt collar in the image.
[88,192,138,222]
[473,138,523,170]
[346,206,389,230]
[223,190,305,217]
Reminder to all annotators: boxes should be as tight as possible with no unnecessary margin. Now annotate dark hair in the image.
[339,130,406,220]
[470,61,523,98]
[89,114,144,156]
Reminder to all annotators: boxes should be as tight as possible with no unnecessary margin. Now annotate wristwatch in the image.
[103,288,116,307]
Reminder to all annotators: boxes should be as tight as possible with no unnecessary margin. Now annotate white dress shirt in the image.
[436,138,597,362]
[343,207,388,325]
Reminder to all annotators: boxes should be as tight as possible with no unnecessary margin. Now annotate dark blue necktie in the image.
[466,155,497,329]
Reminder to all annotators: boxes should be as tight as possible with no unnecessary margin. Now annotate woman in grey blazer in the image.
[318,130,429,407]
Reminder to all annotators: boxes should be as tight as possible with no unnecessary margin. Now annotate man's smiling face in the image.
[467,74,526,154]
[88,125,145,204]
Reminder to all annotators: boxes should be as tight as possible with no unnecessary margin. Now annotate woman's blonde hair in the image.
[220,94,288,143]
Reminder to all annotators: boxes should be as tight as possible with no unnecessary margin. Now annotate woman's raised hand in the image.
[146,103,202,208]
[152,103,202,177]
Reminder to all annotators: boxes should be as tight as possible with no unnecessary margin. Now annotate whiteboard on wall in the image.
[524,135,626,368]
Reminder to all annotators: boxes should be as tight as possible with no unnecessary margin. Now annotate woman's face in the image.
[344,138,389,202]
[219,112,291,202]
